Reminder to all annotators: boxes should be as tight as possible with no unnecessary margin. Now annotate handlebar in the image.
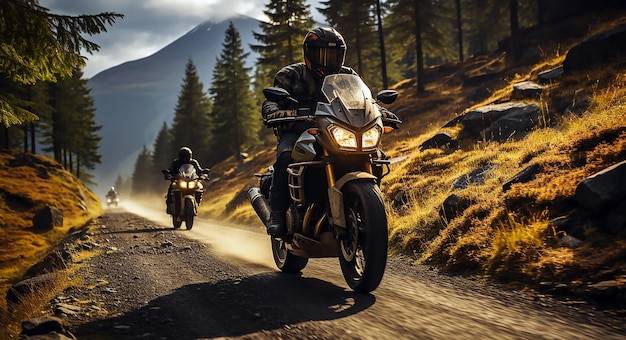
[264,112,314,127]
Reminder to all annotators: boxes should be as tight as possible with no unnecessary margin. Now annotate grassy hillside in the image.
[0,151,103,317]
[0,9,623,329]
[199,10,626,302]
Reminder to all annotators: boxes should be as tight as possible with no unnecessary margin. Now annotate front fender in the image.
[328,172,378,228]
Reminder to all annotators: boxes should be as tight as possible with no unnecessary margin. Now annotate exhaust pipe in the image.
[248,187,270,226]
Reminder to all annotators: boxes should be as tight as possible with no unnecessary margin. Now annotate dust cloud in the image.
[113,198,276,269]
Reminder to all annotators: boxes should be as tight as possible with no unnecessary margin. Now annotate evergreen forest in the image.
[0,0,619,193]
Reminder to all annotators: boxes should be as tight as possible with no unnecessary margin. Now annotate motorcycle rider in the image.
[262,26,400,236]
[165,146,208,214]
[106,186,118,200]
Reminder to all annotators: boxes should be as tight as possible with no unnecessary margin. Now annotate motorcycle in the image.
[106,195,120,207]
[162,164,210,230]
[248,73,400,293]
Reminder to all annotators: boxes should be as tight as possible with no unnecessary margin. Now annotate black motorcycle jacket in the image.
[168,158,203,175]
[262,63,357,133]
[262,63,400,132]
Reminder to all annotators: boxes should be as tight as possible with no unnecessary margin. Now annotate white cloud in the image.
[40,0,324,78]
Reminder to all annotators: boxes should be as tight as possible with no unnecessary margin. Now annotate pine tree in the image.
[386,0,456,93]
[209,22,261,163]
[0,0,122,127]
[25,82,52,154]
[170,59,213,167]
[461,0,508,55]
[318,0,384,90]
[40,69,101,181]
[250,0,314,86]
[252,67,275,145]
[131,145,153,197]
[152,121,174,193]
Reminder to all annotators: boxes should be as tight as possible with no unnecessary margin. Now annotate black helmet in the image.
[303,27,346,78]
[178,147,192,162]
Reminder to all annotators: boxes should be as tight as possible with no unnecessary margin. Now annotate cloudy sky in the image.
[41,0,325,78]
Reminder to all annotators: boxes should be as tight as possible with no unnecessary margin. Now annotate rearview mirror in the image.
[376,90,398,105]
[263,87,290,102]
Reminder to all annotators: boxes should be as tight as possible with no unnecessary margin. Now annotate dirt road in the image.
[54,202,625,339]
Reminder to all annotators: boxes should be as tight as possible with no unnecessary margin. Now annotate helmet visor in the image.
[310,47,344,70]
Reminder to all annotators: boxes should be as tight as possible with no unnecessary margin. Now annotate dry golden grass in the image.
[384,66,626,285]
[0,150,102,328]
[0,269,79,337]
[2,14,624,333]
[192,13,626,288]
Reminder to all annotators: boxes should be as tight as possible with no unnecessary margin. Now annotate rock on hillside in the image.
[0,150,102,229]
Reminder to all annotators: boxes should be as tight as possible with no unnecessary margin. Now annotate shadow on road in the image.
[99,227,181,235]
[74,271,376,339]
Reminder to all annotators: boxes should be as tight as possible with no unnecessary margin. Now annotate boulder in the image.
[511,81,543,100]
[20,315,76,340]
[604,200,626,234]
[538,65,564,84]
[503,163,542,192]
[420,131,453,150]
[440,194,472,220]
[575,160,626,212]
[32,206,63,230]
[563,24,626,73]
[452,165,495,190]
[6,273,56,306]
[480,104,541,142]
[456,102,542,142]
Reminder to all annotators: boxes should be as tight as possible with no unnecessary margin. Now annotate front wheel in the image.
[271,236,308,273]
[338,181,388,293]
[184,197,195,230]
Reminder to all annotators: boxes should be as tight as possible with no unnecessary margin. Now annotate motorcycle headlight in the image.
[362,126,381,149]
[180,181,188,189]
[188,181,196,189]
[328,125,357,150]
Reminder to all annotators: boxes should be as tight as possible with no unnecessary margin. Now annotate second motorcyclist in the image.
[165,146,208,214]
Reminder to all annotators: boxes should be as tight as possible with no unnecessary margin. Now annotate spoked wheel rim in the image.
[271,236,288,267]
[337,181,388,293]
[340,202,366,280]
[271,235,309,273]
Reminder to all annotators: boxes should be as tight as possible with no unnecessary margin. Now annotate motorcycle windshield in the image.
[321,74,373,110]
[176,164,198,180]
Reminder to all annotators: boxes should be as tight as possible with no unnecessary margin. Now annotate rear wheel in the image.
[184,198,195,230]
[338,180,388,293]
[172,215,182,229]
[271,236,308,273]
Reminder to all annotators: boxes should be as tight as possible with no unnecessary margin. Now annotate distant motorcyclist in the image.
[106,187,118,200]
[261,26,400,236]
[165,147,208,213]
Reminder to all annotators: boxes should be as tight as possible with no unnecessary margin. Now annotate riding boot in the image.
[266,210,286,236]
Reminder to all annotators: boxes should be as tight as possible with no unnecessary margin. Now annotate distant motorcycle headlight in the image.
[188,181,196,189]
[328,125,357,149]
[180,181,188,189]
[362,126,381,149]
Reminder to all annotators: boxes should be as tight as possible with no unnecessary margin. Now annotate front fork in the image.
[325,150,377,240]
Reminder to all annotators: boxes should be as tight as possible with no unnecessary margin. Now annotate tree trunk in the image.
[30,123,35,154]
[23,125,28,153]
[455,0,464,62]
[413,0,425,94]
[510,0,521,62]
[376,0,388,89]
